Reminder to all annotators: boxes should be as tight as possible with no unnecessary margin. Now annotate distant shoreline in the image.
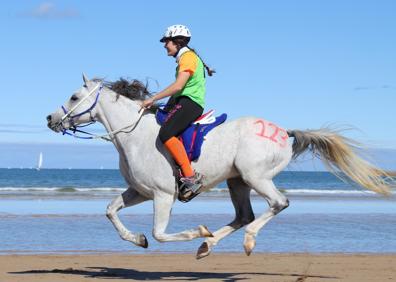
[1,167,396,175]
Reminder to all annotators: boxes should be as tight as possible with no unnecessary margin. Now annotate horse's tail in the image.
[287,128,392,195]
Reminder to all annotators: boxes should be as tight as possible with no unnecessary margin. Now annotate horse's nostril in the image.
[46,115,52,122]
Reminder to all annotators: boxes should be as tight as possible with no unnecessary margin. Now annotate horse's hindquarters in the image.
[234,117,292,180]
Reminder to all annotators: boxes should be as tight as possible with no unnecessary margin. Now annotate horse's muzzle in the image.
[46,114,62,132]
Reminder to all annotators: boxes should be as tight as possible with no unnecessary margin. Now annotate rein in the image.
[59,81,146,142]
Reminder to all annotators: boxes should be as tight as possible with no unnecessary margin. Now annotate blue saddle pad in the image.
[156,109,227,161]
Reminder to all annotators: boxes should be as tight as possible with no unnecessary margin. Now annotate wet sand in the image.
[1,253,395,281]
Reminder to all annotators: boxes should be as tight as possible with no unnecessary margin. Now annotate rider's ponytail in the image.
[171,37,215,77]
[187,46,216,77]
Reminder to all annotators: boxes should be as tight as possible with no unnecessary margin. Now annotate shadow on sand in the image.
[10,267,337,281]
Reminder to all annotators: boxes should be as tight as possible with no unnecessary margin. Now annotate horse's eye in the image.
[71,95,79,101]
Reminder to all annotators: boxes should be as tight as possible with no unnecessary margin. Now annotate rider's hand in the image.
[142,97,155,109]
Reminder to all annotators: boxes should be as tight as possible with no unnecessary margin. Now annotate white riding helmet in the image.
[160,25,191,42]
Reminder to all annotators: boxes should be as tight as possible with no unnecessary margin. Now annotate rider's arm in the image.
[142,72,190,108]
[154,71,190,101]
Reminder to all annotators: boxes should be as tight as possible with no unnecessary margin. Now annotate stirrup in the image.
[177,173,203,203]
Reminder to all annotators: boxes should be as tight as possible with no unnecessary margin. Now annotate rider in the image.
[142,24,214,196]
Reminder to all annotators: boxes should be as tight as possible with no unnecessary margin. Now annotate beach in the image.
[1,253,395,281]
[0,169,395,281]
[1,197,395,282]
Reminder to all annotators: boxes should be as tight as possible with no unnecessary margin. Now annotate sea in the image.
[0,168,395,255]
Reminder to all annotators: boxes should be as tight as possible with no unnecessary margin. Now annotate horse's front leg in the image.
[152,191,213,242]
[106,187,149,248]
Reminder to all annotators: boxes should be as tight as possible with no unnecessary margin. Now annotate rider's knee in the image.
[158,128,171,144]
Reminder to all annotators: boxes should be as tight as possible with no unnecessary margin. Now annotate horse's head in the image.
[47,73,103,133]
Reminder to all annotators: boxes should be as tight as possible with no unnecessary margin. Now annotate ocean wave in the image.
[0,187,392,196]
[281,189,377,195]
[207,188,386,195]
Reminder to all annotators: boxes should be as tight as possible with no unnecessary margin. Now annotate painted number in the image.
[254,120,288,147]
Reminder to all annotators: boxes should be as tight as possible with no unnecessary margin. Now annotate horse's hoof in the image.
[244,244,254,256]
[196,242,211,259]
[243,234,256,256]
[137,234,148,248]
[198,225,214,237]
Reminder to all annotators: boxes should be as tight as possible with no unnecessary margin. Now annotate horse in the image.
[46,74,392,259]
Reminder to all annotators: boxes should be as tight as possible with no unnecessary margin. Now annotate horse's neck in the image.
[96,92,158,151]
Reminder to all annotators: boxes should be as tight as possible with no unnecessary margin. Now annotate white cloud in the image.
[20,2,80,19]
[354,85,393,91]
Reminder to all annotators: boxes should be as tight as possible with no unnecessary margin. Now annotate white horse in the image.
[47,74,391,259]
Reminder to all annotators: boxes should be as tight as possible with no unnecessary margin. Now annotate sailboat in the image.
[36,152,43,171]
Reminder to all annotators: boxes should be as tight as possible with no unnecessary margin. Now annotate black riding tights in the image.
[159,96,203,143]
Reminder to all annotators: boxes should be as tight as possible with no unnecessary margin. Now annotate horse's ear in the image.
[82,73,89,85]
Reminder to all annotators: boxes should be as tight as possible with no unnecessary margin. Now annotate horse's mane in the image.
[100,78,159,112]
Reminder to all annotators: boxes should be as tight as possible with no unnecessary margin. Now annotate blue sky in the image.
[0,1,395,168]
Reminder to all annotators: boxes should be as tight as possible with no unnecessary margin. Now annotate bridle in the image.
[58,81,145,142]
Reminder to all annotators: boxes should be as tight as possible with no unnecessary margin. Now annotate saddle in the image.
[156,109,227,161]
[156,108,227,202]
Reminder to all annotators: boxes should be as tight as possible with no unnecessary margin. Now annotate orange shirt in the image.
[178,51,198,75]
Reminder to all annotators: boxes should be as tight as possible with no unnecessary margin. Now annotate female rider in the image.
[142,24,214,197]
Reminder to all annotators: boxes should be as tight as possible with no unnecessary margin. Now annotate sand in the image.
[0,253,395,281]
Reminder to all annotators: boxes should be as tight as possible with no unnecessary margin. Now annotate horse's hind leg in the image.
[151,192,213,242]
[106,187,149,248]
[196,177,255,259]
[243,178,289,256]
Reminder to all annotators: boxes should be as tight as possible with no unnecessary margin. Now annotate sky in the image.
[0,0,395,168]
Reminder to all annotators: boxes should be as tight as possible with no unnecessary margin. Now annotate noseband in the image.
[57,81,145,141]
[60,82,103,127]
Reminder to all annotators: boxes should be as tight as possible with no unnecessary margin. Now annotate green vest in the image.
[175,52,206,108]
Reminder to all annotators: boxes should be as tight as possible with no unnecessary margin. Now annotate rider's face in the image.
[164,40,178,57]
